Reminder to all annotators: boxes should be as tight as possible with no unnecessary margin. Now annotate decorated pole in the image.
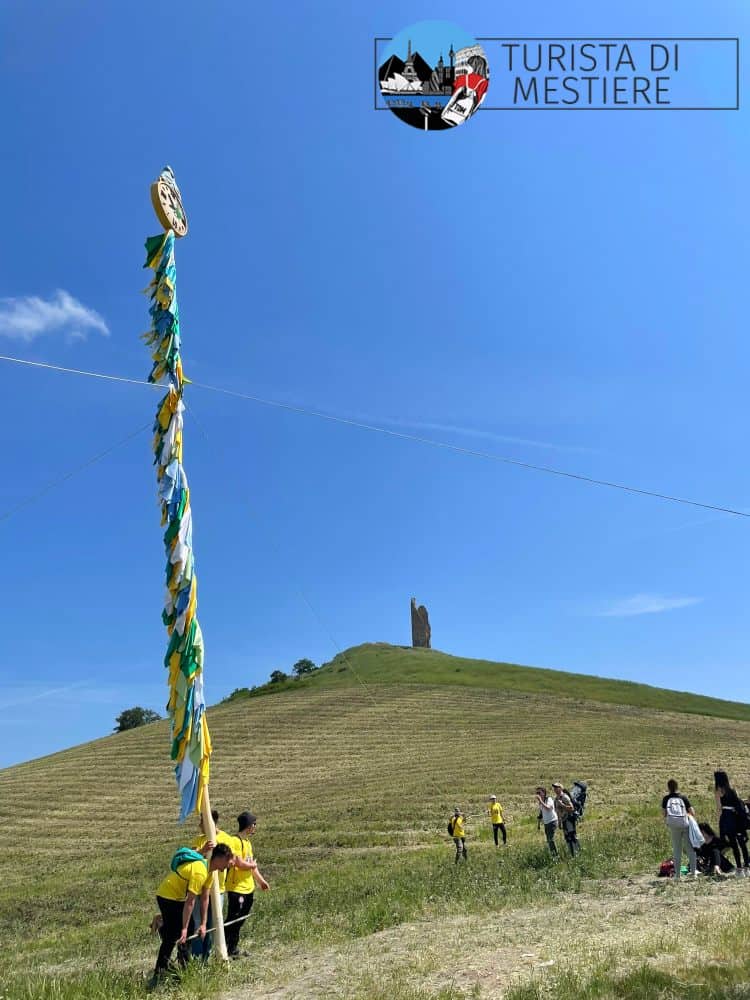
[143,167,228,960]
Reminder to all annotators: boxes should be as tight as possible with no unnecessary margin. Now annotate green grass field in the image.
[2,643,750,999]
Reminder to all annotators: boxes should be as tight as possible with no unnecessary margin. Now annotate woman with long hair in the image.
[714,770,749,875]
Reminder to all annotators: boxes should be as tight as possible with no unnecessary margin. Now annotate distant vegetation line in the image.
[223,643,750,723]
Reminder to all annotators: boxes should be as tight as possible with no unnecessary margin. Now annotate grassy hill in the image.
[2,644,750,1000]
[238,642,750,723]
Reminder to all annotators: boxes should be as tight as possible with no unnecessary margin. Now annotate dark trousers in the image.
[155,896,192,973]
[492,822,507,846]
[190,891,225,960]
[190,898,212,961]
[453,837,467,862]
[720,814,750,869]
[225,890,254,955]
[562,818,580,856]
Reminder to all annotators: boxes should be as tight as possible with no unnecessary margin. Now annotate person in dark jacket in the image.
[714,770,749,876]
[696,822,734,877]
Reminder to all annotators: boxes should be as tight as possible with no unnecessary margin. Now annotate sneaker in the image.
[734,868,745,878]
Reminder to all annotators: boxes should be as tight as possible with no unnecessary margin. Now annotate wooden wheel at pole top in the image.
[150,165,188,236]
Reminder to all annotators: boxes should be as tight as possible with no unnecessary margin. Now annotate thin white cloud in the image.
[358,415,594,454]
[0,290,109,343]
[0,680,93,710]
[595,594,703,618]
[0,681,164,711]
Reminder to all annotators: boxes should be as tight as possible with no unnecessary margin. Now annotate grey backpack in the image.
[665,796,688,828]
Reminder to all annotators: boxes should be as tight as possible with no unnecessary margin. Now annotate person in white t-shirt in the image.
[536,786,559,858]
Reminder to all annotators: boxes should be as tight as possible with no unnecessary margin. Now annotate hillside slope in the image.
[247,642,750,723]
[2,645,750,1000]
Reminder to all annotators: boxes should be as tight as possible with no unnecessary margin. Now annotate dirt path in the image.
[219,874,750,999]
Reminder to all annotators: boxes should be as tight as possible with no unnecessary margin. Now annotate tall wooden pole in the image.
[201,788,229,961]
[145,168,228,961]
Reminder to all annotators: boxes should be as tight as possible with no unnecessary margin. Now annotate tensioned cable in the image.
[183,401,388,719]
[1,352,747,518]
[192,381,749,518]
[0,421,152,524]
[0,354,158,388]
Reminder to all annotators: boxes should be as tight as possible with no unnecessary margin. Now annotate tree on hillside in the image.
[269,669,289,684]
[114,707,162,732]
[292,658,317,678]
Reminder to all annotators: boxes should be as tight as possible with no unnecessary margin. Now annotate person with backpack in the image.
[714,770,750,876]
[552,782,580,857]
[448,807,467,863]
[225,811,271,958]
[190,808,234,961]
[150,842,234,986]
[487,795,507,846]
[536,787,559,858]
[661,779,697,880]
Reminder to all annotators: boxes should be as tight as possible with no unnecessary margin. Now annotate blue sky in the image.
[0,0,748,768]
[381,19,479,68]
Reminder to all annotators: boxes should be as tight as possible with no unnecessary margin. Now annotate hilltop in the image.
[2,644,750,1000]
[234,641,750,723]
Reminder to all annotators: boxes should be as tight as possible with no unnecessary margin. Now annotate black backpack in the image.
[569,780,588,821]
[447,817,455,836]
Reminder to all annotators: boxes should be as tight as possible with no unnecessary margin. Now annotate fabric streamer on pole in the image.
[142,167,229,962]
[142,167,211,823]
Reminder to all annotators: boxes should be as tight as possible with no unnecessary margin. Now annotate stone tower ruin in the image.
[410,597,431,648]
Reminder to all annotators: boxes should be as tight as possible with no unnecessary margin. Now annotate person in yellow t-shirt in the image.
[151,842,234,985]
[449,807,467,863]
[190,809,234,960]
[224,811,270,959]
[487,795,507,846]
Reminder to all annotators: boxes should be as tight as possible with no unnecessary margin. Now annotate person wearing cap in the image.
[225,811,270,958]
[487,795,507,846]
[535,786,559,858]
[449,807,467,863]
[552,782,580,857]
[190,808,234,960]
[150,842,234,987]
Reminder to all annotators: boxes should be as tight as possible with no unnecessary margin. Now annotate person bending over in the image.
[151,843,233,986]
[697,822,734,877]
